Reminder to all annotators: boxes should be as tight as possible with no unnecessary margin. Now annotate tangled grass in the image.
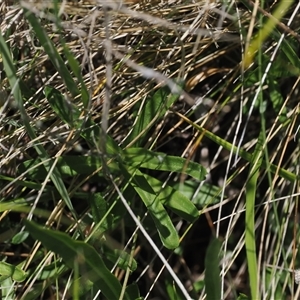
[1,0,300,299]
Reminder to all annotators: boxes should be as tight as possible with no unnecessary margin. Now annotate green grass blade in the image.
[103,246,137,272]
[0,173,43,190]
[273,29,300,71]
[175,111,298,182]
[44,86,121,156]
[45,1,89,107]
[0,32,76,218]
[243,0,293,68]
[18,156,112,178]
[205,237,222,300]
[22,9,80,98]
[61,43,89,108]
[245,130,264,300]
[125,85,181,147]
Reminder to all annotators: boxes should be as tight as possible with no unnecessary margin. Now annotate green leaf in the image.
[20,147,206,182]
[11,231,29,244]
[145,174,199,222]
[264,267,283,299]
[0,262,27,282]
[126,283,141,300]
[19,156,112,179]
[43,86,81,128]
[22,8,80,98]
[44,86,121,156]
[245,130,263,300]
[61,43,89,108]
[70,277,94,298]
[275,29,300,71]
[124,148,206,181]
[164,275,188,300]
[104,247,137,271]
[204,238,221,300]
[173,181,222,208]
[21,283,48,300]
[268,79,288,124]
[0,174,44,190]
[0,277,15,299]
[34,261,65,280]
[89,193,111,227]
[0,32,76,219]
[122,166,179,249]
[0,199,28,212]
[24,220,129,300]
[176,111,299,182]
[243,0,293,67]
[125,85,181,146]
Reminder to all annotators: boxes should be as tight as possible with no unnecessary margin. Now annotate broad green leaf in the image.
[11,231,29,244]
[61,43,89,108]
[0,277,15,299]
[124,147,206,181]
[193,279,205,293]
[89,193,110,226]
[145,174,199,222]
[70,277,94,298]
[0,261,27,282]
[122,166,179,249]
[173,180,222,208]
[24,220,129,300]
[20,147,206,182]
[22,283,48,300]
[34,261,65,280]
[274,29,300,71]
[87,193,113,246]
[43,86,81,128]
[205,238,221,300]
[0,203,74,226]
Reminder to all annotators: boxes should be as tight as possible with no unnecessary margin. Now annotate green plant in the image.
[1,0,300,299]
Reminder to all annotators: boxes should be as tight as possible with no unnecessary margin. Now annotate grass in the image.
[1,0,300,299]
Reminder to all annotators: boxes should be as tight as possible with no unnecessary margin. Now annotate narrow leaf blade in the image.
[124,148,206,181]
[205,238,221,300]
[24,220,128,300]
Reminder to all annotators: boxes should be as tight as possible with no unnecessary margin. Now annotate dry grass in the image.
[1,0,300,299]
